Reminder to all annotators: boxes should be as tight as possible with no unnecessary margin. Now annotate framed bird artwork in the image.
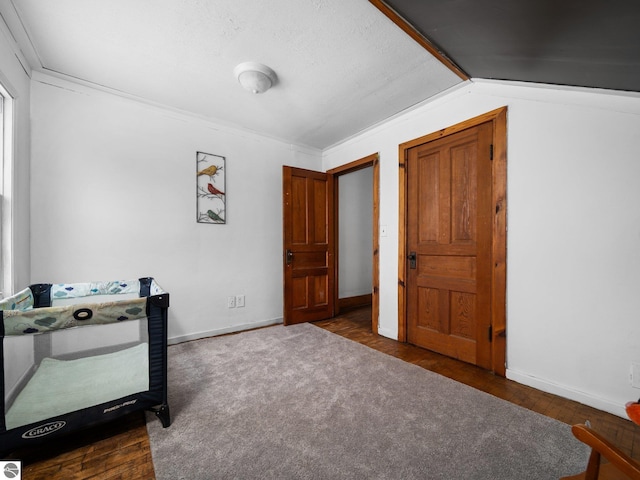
[196,151,226,224]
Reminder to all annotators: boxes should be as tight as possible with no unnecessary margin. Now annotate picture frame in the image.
[196,151,226,224]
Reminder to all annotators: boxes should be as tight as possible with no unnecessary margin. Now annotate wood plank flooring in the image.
[6,412,153,480]
[7,306,639,479]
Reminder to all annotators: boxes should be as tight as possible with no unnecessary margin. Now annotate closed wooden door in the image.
[282,166,335,325]
[406,122,493,369]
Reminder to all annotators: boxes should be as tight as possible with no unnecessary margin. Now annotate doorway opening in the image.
[328,153,380,334]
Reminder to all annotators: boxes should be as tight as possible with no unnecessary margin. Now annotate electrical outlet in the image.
[236,295,245,308]
[227,296,236,308]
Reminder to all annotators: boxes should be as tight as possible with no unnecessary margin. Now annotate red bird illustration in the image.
[208,183,224,196]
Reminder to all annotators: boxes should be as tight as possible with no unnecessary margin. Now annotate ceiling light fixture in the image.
[234,62,277,94]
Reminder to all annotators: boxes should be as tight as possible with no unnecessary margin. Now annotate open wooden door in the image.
[283,166,335,325]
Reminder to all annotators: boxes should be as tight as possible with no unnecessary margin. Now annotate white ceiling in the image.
[1,0,462,149]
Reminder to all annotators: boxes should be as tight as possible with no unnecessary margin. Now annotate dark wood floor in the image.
[8,306,639,479]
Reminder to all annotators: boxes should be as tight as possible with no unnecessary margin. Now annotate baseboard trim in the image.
[377,326,397,340]
[339,294,372,310]
[506,368,627,419]
[168,317,284,345]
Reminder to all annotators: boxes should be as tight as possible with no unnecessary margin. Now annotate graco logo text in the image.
[21,421,66,439]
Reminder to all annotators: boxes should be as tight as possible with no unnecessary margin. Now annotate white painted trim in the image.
[323,80,472,153]
[0,76,14,296]
[472,77,640,99]
[470,78,640,115]
[0,1,36,75]
[506,368,628,419]
[31,70,324,154]
[168,317,283,345]
[377,326,397,341]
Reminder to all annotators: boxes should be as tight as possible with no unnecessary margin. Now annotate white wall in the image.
[29,72,322,343]
[338,168,373,298]
[323,80,640,418]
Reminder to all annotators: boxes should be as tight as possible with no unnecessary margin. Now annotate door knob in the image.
[286,249,293,265]
[407,251,417,269]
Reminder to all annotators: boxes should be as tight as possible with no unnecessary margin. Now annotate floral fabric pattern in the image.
[1,279,167,336]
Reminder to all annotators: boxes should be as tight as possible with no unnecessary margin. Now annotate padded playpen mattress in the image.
[5,342,149,430]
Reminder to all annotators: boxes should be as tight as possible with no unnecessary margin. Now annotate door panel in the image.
[283,166,335,325]
[406,122,493,368]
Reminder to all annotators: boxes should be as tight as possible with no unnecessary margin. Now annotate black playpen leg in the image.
[151,404,171,428]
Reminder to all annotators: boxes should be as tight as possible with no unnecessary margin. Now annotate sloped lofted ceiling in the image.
[1,1,638,151]
[379,0,640,93]
[0,0,463,150]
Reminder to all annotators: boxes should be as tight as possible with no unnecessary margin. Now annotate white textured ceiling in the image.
[2,0,462,149]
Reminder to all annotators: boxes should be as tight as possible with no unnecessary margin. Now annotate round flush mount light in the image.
[234,62,277,94]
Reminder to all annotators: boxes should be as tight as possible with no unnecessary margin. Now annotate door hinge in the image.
[489,144,494,160]
[488,325,493,342]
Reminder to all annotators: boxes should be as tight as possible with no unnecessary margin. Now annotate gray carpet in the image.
[147,323,589,479]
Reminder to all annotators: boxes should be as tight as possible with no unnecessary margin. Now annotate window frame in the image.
[0,79,15,298]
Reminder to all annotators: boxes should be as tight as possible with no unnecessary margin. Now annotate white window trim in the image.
[0,79,15,298]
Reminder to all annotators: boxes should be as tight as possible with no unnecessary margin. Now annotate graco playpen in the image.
[0,277,170,454]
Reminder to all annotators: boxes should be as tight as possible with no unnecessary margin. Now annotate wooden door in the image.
[406,122,493,369]
[282,166,335,325]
